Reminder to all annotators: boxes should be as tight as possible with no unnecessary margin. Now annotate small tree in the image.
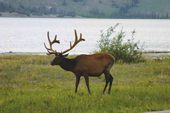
[97,24,144,63]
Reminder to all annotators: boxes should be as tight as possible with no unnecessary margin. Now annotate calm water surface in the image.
[0,18,170,54]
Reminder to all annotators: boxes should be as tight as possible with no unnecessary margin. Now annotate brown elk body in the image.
[44,30,115,94]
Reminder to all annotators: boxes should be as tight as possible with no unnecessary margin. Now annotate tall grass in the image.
[0,55,170,113]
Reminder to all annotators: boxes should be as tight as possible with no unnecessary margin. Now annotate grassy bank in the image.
[0,55,170,113]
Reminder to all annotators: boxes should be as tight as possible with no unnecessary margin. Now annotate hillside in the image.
[0,0,170,18]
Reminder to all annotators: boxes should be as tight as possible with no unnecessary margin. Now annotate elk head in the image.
[44,30,85,65]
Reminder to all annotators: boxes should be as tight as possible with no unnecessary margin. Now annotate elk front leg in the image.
[75,76,80,93]
[84,76,91,94]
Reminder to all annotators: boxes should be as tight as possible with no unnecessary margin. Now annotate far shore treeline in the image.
[0,0,170,19]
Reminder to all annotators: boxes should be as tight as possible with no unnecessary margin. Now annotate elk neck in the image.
[59,57,77,72]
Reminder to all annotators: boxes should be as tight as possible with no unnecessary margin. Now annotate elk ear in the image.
[63,53,69,57]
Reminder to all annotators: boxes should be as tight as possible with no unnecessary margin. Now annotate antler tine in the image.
[74,29,78,41]
[44,31,60,55]
[53,35,60,43]
[80,33,85,41]
[62,29,85,54]
[47,32,60,47]
[44,42,49,50]
[47,32,51,49]
[44,47,57,55]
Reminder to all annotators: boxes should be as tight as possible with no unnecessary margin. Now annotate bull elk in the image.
[44,30,115,94]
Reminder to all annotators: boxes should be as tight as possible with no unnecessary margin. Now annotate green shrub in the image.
[97,24,144,63]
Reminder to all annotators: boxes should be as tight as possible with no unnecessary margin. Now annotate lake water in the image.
[0,18,170,54]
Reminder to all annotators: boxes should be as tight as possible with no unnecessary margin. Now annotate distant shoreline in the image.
[0,52,46,55]
[1,12,170,19]
[1,51,170,55]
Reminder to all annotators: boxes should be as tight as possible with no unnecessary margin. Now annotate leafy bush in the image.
[97,24,144,63]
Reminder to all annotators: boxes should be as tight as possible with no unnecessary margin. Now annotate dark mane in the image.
[59,57,77,71]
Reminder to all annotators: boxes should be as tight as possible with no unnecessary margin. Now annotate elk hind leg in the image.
[103,72,110,94]
[75,76,80,93]
[108,74,113,94]
[84,76,91,94]
[105,63,114,94]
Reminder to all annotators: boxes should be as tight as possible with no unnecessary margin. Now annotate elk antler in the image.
[44,31,60,55]
[62,30,85,54]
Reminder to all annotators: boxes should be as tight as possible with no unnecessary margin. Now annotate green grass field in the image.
[0,55,170,113]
